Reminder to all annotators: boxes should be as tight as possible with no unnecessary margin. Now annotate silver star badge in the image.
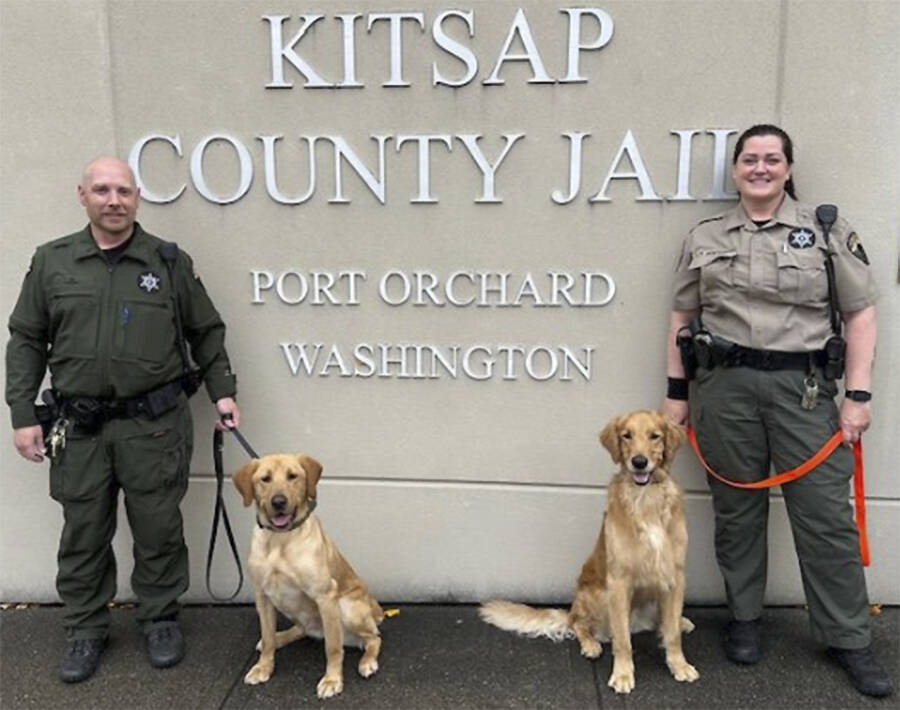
[138,272,161,293]
[789,228,815,248]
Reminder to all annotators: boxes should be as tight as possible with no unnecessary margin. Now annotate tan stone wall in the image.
[1,0,897,604]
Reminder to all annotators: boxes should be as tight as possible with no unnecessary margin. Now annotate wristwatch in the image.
[845,390,872,402]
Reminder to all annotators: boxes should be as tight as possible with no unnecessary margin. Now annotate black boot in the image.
[146,620,185,668]
[827,646,894,697]
[60,637,107,683]
[724,619,761,664]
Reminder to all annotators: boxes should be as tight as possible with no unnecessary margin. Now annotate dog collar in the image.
[257,499,317,533]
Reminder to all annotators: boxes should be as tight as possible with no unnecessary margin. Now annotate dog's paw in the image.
[579,638,603,659]
[358,657,379,678]
[608,666,635,694]
[680,616,695,634]
[669,660,699,683]
[317,674,344,699]
[244,661,273,685]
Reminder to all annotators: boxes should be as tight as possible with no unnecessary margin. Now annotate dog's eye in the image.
[650,432,661,440]
[261,474,272,483]
[287,472,299,481]
[622,432,633,440]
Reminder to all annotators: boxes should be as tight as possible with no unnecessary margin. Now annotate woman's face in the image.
[732,134,791,204]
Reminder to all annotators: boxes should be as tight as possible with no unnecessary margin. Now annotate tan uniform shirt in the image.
[672,196,878,351]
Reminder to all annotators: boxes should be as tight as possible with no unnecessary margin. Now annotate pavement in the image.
[0,604,896,710]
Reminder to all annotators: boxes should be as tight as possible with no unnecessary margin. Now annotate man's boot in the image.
[146,620,185,668]
[60,637,107,683]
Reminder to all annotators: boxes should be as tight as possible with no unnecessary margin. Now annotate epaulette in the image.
[688,211,729,235]
[47,231,83,249]
[695,212,727,226]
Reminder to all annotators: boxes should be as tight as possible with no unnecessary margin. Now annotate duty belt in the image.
[62,379,185,429]
[712,344,828,371]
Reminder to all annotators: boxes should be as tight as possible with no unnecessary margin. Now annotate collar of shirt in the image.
[724,194,804,232]
[73,222,155,265]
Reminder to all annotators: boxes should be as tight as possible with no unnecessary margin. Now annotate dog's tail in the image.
[479,600,572,642]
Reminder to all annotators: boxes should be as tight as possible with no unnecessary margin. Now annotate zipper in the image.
[98,263,115,394]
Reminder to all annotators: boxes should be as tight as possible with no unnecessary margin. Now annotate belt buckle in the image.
[760,351,773,370]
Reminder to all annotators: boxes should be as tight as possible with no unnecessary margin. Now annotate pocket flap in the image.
[777,246,826,271]
[688,249,737,269]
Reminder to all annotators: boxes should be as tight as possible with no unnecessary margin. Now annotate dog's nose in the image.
[272,494,287,511]
[631,455,648,470]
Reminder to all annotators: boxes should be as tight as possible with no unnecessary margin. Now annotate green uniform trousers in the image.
[691,365,870,649]
[49,398,193,640]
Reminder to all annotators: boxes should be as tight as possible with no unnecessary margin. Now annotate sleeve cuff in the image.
[205,373,237,403]
[10,401,40,429]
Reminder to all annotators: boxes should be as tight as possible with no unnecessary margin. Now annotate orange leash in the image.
[686,427,869,566]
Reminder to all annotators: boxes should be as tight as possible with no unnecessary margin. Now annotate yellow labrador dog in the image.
[481,410,698,694]
[233,454,383,699]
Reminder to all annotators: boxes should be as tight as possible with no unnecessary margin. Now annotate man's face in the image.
[77,159,139,240]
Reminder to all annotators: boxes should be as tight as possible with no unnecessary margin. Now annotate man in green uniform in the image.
[5,157,241,683]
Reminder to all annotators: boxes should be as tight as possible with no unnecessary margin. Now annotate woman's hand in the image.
[661,397,690,428]
[839,399,870,446]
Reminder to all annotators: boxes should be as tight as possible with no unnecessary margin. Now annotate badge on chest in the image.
[138,271,161,293]
[787,228,816,249]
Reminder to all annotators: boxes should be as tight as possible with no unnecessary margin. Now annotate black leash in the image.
[205,420,258,601]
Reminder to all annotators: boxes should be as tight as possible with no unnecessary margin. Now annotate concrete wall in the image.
[1,0,897,606]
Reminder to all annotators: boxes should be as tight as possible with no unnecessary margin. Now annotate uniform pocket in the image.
[117,406,193,495]
[113,299,176,365]
[48,288,99,360]
[689,249,737,297]
[49,431,104,502]
[776,248,828,305]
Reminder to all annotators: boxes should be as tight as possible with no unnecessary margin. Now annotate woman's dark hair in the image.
[732,124,797,199]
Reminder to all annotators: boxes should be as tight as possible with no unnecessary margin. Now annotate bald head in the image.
[78,156,140,246]
[81,156,136,190]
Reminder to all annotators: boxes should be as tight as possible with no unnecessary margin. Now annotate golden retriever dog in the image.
[480,410,698,694]
[233,454,384,699]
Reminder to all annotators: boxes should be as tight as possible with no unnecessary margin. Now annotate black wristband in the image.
[845,390,872,402]
[667,377,689,401]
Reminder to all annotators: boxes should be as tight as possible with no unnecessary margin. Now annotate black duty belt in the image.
[63,380,185,424]
[713,344,827,371]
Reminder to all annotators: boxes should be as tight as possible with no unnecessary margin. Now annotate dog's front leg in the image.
[245,592,278,685]
[315,585,345,699]
[607,578,635,694]
[660,574,699,683]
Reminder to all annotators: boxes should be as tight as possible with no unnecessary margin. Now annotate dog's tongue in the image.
[271,513,292,528]
[633,471,651,486]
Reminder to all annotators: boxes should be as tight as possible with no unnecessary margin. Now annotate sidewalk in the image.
[1,604,896,709]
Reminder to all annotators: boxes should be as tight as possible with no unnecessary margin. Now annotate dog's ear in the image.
[599,416,623,463]
[232,460,259,507]
[298,455,323,500]
[661,416,686,469]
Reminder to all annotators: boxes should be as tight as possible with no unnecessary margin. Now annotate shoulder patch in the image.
[846,233,869,265]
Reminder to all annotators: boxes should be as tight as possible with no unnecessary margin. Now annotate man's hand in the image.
[661,398,690,428]
[14,425,46,462]
[215,397,240,431]
[839,399,870,446]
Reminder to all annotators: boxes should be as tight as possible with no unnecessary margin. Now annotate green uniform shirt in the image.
[6,222,236,428]
[671,196,878,351]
